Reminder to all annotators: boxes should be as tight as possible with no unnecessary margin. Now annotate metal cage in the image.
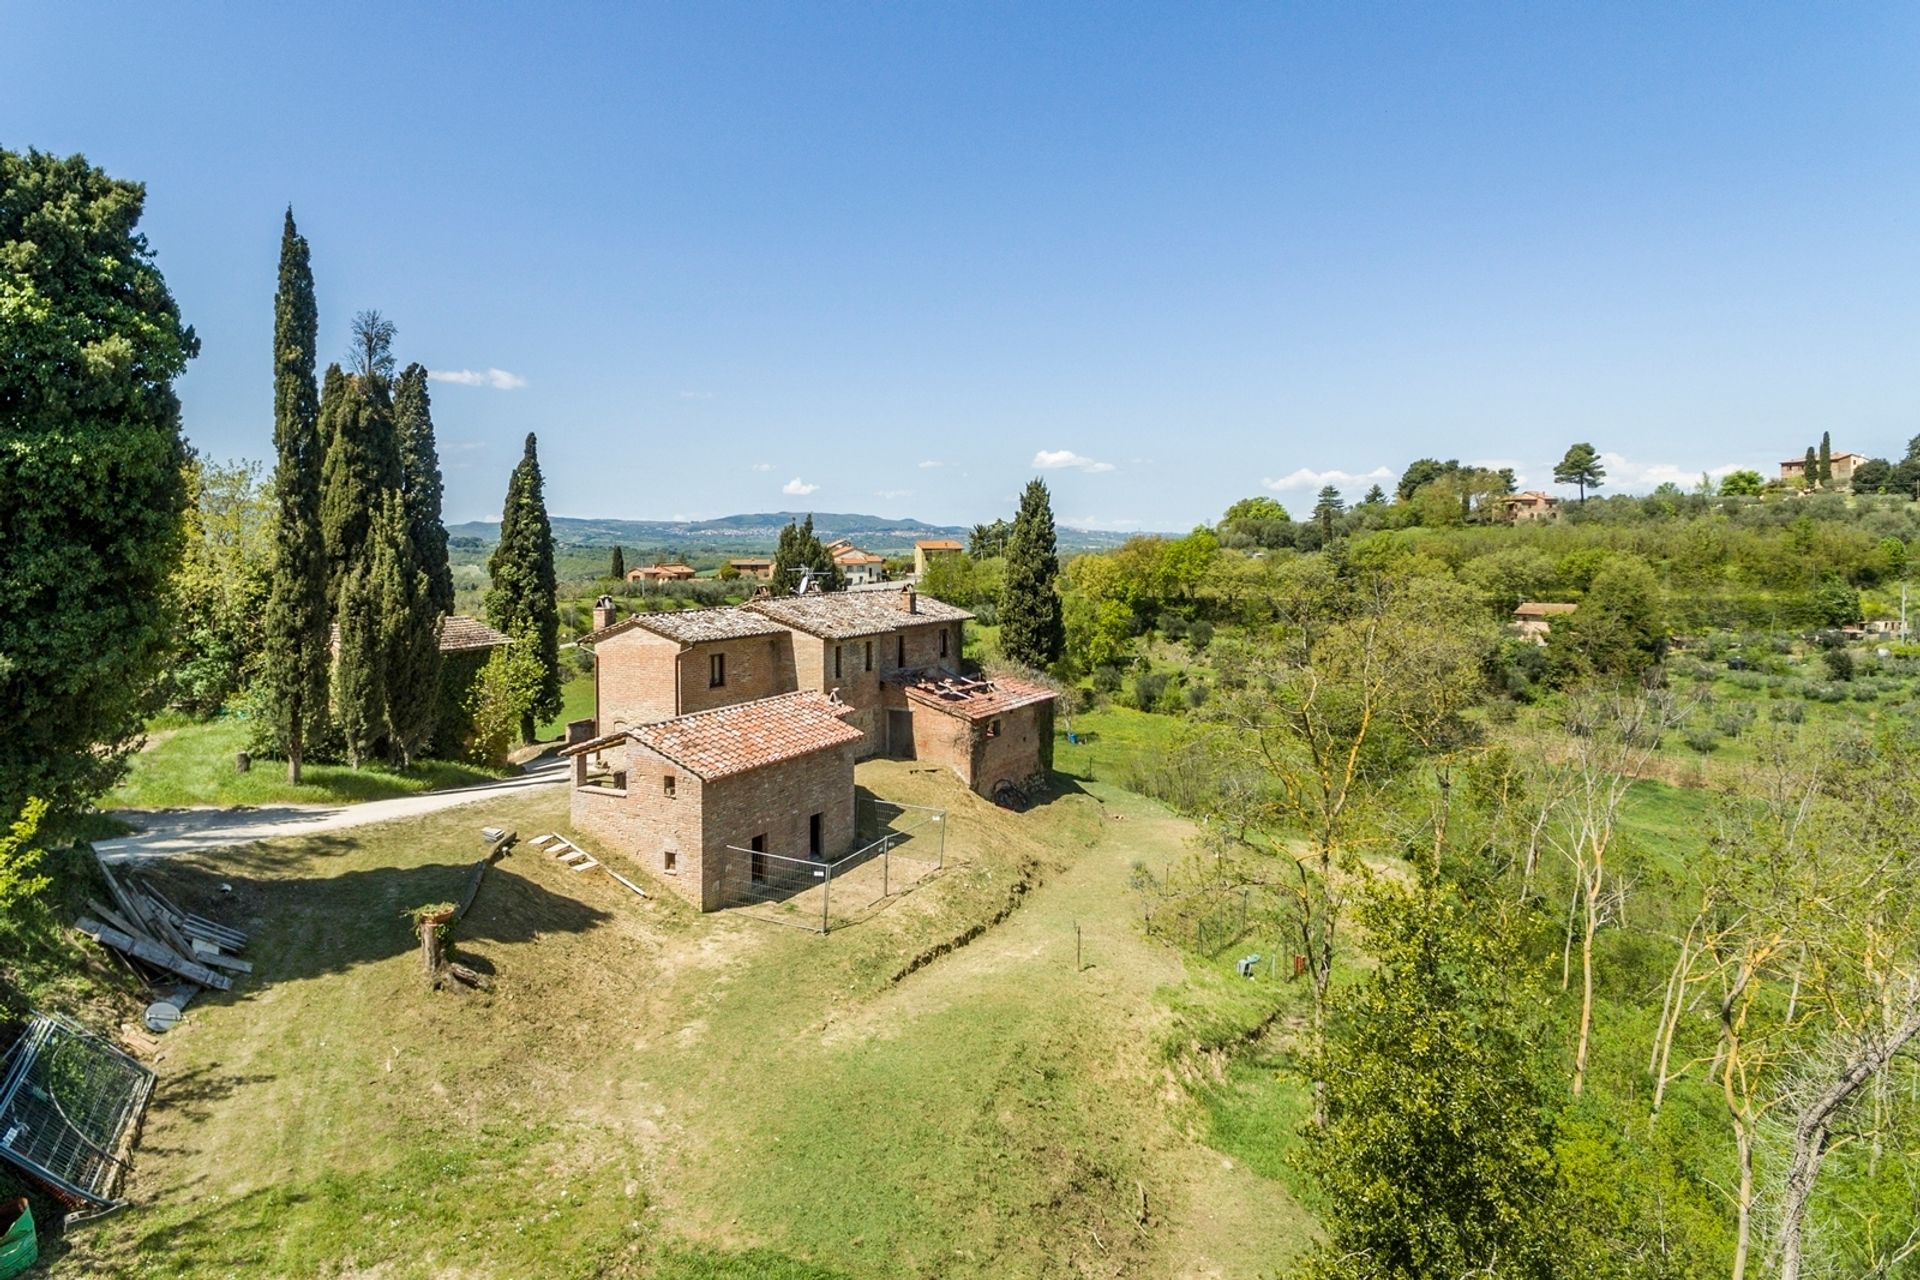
[0,1013,155,1216]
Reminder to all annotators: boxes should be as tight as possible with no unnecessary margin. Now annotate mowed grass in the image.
[68,761,1314,1278]
[106,716,510,811]
[538,671,597,740]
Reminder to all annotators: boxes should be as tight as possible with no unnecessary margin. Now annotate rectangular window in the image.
[834,645,842,679]
[897,634,906,668]
[940,628,949,659]
[987,718,1002,739]
[709,652,726,688]
[664,849,678,873]
[809,812,823,858]
[750,833,768,885]
[663,775,676,799]
[864,640,873,672]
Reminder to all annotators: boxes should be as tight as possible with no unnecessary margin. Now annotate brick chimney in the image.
[592,594,618,631]
[898,585,918,614]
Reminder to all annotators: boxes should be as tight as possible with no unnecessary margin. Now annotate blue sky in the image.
[8,3,1920,530]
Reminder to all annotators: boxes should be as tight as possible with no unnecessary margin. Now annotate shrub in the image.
[1189,619,1215,652]
[1683,726,1719,753]
[1131,670,1171,712]
[1769,700,1806,723]
[1822,648,1855,682]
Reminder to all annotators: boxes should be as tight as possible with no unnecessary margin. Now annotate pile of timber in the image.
[75,857,250,998]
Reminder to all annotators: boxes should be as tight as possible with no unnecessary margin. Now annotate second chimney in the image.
[592,594,619,632]
[898,585,918,614]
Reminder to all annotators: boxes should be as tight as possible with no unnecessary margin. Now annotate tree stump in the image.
[418,906,454,976]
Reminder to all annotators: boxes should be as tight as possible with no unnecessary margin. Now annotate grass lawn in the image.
[106,716,510,811]
[538,671,597,741]
[67,762,1315,1278]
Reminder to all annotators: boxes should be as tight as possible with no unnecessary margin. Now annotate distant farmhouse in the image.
[1780,452,1866,486]
[826,537,888,585]
[913,539,963,575]
[563,586,1057,911]
[628,563,697,583]
[1497,490,1561,523]
[727,557,774,580]
[1512,600,1577,644]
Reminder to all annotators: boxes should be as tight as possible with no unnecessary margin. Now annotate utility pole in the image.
[1902,580,1909,644]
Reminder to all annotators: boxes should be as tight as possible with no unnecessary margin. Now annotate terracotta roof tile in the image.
[627,691,863,780]
[439,615,513,652]
[747,591,971,639]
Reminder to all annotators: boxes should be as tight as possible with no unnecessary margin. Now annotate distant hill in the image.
[446,512,1144,554]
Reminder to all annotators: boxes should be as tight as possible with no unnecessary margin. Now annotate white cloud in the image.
[751,462,773,473]
[918,459,950,469]
[1590,452,1746,494]
[875,489,913,500]
[1261,466,1395,492]
[429,367,527,391]
[1033,449,1116,474]
[782,477,819,496]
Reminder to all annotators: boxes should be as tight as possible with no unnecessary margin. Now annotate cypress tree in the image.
[393,363,454,616]
[1818,431,1833,485]
[1000,479,1065,670]
[485,433,560,742]
[610,546,626,580]
[1804,445,1819,489]
[260,209,330,784]
[372,493,440,768]
[772,514,842,594]
[333,551,386,769]
[319,365,402,608]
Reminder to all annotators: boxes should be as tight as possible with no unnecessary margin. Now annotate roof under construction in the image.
[902,671,1058,721]
[562,691,864,780]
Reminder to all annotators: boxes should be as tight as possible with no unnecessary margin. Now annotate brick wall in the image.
[907,698,1053,796]
[568,739,709,909]
[701,743,856,908]
[678,634,789,716]
[593,628,681,729]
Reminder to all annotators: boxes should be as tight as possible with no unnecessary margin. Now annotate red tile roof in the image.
[439,615,512,652]
[747,591,971,639]
[1513,602,1578,619]
[915,539,963,551]
[584,606,787,646]
[609,691,863,780]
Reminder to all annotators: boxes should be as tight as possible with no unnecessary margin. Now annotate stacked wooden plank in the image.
[532,832,649,899]
[74,857,251,999]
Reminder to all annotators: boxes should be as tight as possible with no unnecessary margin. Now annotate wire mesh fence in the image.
[724,799,948,933]
[0,1012,156,1213]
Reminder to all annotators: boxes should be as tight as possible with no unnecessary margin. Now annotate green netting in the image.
[0,1199,36,1280]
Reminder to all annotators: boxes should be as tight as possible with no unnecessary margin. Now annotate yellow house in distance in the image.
[913,539,963,576]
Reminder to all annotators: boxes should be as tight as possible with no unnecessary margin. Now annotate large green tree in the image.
[485,433,560,741]
[318,364,401,608]
[1553,442,1606,503]
[771,514,842,595]
[393,362,454,616]
[332,548,386,770]
[1818,430,1833,485]
[371,493,440,768]
[1300,879,1575,1280]
[1312,484,1346,535]
[1000,478,1065,669]
[0,149,197,818]
[260,209,331,783]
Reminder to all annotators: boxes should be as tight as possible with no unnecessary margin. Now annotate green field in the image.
[65,761,1314,1278]
[105,716,510,811]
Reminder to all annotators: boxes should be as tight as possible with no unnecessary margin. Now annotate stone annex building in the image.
[560,586,1058,910]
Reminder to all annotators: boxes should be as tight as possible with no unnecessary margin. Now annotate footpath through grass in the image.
[68,760,1314,1278]
[106,715,512,810]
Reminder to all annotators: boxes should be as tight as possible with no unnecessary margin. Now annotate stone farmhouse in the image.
[1512,600,1576,644]
[1497,490,1561,523]
[627,563,697,583]
[562,586,1057,910]
[727,557,774,580]
[1780,452,1866,486]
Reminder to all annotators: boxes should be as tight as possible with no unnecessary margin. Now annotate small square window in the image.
[664,849,678,873]
[709,652,726,687]
[663,775,676,799]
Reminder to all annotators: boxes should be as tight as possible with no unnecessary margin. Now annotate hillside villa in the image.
[1512,600,1577,644]
[727,557,774,580]
[563,586,1056,910]
[627,563,697,583]
[913,539,964,575]
[1497,491,1561,523]
[1780,452,1866,486]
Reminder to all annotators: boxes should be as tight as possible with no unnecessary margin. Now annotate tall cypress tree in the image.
[393,363,454,615]
[1000,478,1065,670]
[319,364,402,607]
[610,546,626,580]
[260,209,330,784]
[371,492,440,768]
[1804,445,1819,489]
[1818,431,1833,485]
[333,550,386,769]
[485,433,560,742]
